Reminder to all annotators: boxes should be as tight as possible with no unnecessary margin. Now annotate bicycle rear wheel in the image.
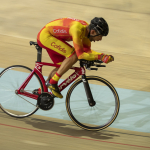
[0,65,43,118]
[66,76,120,130]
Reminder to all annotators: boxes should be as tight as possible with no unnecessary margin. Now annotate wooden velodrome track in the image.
[0,0,150,149]
[1,34,150,150]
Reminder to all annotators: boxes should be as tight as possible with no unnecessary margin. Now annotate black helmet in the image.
[90,17,109,36]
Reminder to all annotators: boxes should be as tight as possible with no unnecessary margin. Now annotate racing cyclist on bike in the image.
[35,17,114,98]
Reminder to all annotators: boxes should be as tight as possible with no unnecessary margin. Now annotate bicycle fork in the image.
[82,75,96,107]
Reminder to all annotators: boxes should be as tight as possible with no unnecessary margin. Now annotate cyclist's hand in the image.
[102,55,114,64]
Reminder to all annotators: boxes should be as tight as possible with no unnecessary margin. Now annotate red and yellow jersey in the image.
[38,17,102,61]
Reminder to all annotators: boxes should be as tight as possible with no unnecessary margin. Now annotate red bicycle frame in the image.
[16,62,86,100]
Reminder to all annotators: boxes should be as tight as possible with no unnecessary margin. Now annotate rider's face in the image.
[89,30,103,42]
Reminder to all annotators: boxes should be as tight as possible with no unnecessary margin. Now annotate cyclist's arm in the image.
[82,38,104,59]
[71,30,102,61]
[90,50,103,55]
[82,36,114,63]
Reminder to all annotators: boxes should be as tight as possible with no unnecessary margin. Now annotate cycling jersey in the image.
[37,17,102,62]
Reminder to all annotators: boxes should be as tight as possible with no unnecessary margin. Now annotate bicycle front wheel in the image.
[66,76,120,130]
[0,65,43,118]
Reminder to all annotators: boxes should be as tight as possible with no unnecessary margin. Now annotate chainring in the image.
[37,93,54,110]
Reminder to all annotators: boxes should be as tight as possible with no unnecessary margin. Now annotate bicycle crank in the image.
[37,93,54,110]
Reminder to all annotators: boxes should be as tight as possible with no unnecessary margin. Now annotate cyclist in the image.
[36,17,114,98]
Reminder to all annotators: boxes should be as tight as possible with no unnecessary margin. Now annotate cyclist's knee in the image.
[71,52,78,62]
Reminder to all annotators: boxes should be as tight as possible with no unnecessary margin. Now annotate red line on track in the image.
[0,123,150,149]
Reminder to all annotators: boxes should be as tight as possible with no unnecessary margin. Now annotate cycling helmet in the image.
[88,17,109,37]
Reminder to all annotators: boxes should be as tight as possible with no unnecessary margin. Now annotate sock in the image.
[50,72,61,84]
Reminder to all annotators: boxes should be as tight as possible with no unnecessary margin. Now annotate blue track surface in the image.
[0,67,150,133]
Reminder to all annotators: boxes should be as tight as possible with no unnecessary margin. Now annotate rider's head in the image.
[88,17,109,42]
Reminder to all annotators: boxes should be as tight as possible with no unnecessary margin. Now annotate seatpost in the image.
[36,45,42,62]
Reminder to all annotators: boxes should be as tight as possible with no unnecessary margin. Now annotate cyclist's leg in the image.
[47,53,78,98]
[45,48,67,82]
[37,28,77,98]
[57,52,78,76]
[46,67,59,82]
[37,27,77,75]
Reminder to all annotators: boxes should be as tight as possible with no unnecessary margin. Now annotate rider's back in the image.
[43,17,88,41]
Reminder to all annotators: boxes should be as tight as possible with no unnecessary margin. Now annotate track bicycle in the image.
[0,41,120,130]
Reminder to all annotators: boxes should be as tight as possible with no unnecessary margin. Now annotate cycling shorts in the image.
[37,27,75,65]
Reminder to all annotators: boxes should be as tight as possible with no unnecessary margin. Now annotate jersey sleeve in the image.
[91,50,103,55]
[82,37,103,55]
[70,27,102,61]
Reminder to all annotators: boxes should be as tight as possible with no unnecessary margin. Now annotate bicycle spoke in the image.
[17,95,37,107]
[0,94,16,104]
[0,84,13,91]
[0,89,14,92]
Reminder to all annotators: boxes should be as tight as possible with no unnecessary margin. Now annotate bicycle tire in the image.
[0,65,43,118]
[66,76,120,130]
